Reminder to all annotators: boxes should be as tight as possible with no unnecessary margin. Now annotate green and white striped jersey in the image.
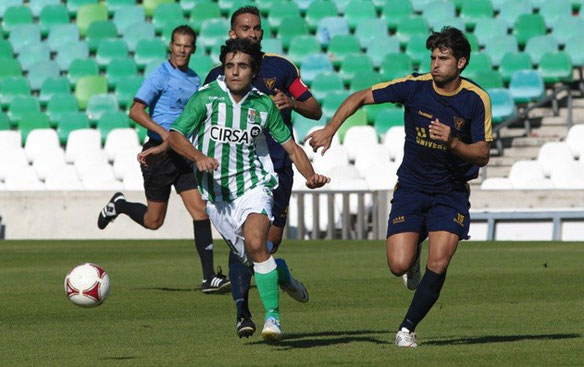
[170,77,292,203]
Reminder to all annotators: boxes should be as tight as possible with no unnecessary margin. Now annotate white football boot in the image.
[261,317,282,341]
[395,327,418,347]
[276,258,309,303]
[402,242,422,290]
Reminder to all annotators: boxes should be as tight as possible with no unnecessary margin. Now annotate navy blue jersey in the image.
[372,73,492,191]
[204,53,313,169]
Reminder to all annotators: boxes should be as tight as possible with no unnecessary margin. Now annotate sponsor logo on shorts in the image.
[453,213,465,227]
[392,215,405,224]
[210,125,262,145]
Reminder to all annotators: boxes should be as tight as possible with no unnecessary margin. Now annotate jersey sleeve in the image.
[371,75,416,105]
[203,66,222,86]
[265,99,292,144]
[470,92,493,143]
[280,57,312,102]
[134,67,166,105]
[170,92,207,137]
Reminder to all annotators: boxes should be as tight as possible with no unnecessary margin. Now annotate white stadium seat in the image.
[303,126,341,159]
[508,160,546,189]
[383,126,405,160]
[480,177,514,190]
[81,164,124,190]
[5,166,45,190]
[0,147,28,181]
[74,150,109,179]
[329,176,373,215]
[354,144,390,178]
[342,125,378,161]
[113,146,142,180]
[514,178,554,190]
[365,162,398,190]
[0,130,22,152]
[565,124,584,159]
[123,169,144,190]
[24,129,60,163]
[312,145,349,175]
[45,165,84,190]
[104,128,140,161]
[550,160,584,189]
[65,129,102,163]
[32,147,66,180]
[537,142,573,177]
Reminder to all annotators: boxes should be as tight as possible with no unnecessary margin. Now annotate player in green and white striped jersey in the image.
[142,39,329,341]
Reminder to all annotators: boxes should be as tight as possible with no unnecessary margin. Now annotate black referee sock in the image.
[193,219,215,281]
[228,251,253,320]
[115,199,147,227]
[399,268,446,332]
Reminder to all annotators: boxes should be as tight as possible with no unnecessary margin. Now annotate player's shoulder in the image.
[460,77,491,105]
[262,53,300,75]
[372,72,432,90]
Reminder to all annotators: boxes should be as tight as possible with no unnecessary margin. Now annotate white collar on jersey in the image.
[217,76,258,106]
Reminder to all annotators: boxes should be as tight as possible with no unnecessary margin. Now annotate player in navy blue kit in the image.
[203,6,322,338]
[308,27,492,347]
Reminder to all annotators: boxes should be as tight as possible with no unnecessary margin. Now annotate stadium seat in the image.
[159,18,188,44]
[143,0,173,17]
[327,34,361,67]
[395,16,429,47]
[381,0,413,31]
[5,166,45,191]
[383,126,405,161]
[105,0,137,12]
[115,76,144,110]
[40,77,71,106]
[380,53,413,81]
[566,125,584,158]
[268,2,301,32]
[312,144,350,175]
[550,161,584,189]
[18,112,51,143]
[539,0,572,28]
[343,0,376,31]
[513,14,547,47]
[260,38,283,55]
[498,0,532,28]
[24,128,60,163]
[152,3,185,33]
[198,19,230,49]
[300,54,334,84]
[538,52,573,84]
[47,24,80,52]
[112,5,145,35]
[74,149,109,179]
[316,17,349,46]
[508,160,547,189]
[538,142,574,176]
[349,71,381,93]
[484,35,518,67]
[2,5,33,34]
[18,43,50,72]
[28,60,61,91]
[96,112,130,143]
[56,41,89,71]
[65,128,102,163]
[134,39,167,69]
[0,130,22,152]
[365,162,398,190]
[422,0,456,31]
[123,22,156,52]
[354,143,390,178]
[305,0,338,32]
[563,35,584,67]
[75,76,108,110]
[45,164,84,190]
[105,128,139,161]
[0,146,28,182]
[354,19,388,51]
[405,34,429,68]
[277,17,310,50]
[86,94,119,121]
[0,77,30,110]
[56,112,91,144]
[525,35,559,66]
[0,39,14,59]
[0,113,11,131]
[463,52,493,81]
[473,18,509,47]
[480,177,514,190]
[122,167,144,190]
[339,54,373,84]
[460,0,494,30]
[322,91,350,119]
[551,17,584,46]
[337,109,367,142]
[342,125,378,161]
[113,145,142,180]
[76,4,108,37]
[293,113,327,143]
[86,21,118,52]
[310,72,343,101]
[29,0,60,16]
[489,88,516,123]
[66,0,98,15]
[189,2,220,33]
[8,96,40,126]
[47,93,79,123]
[287,35,321,66]
[366,37,400,68]
[8,24,41,54]
[509,70,545,103]
[0,58,22,80]
[67,58,99,87]
[374,108,404,138]
[105,58,138,89]
[32,146,66,181]
[96,39,129,69]
[39,4,70,36]
[82,165,124,190]
[499,52,533,84]
[472,70,504,90]
[362,103,389,124]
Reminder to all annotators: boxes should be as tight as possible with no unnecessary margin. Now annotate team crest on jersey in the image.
[263,77,276,90]
[454,117,466,130]
[247,109,260,125]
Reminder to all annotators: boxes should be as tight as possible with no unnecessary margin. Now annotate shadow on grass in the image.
[425,333,582,346]
[249,329,388,349]
[134,286,256,292]
[100,356,137,360]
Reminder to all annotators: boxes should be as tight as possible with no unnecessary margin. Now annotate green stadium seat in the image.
[225,1,256,18]
[332,0,352,13]
[355,18,388,50]
[96,39,129,69]
[465,32,480,53]
[189,2,221,33]
[498,0,532,28]
[134,39,167,70]
[484,35,518,67]
[143,0,174,17]
[339,54,373,84]
[382,0,413,31]
[105,0,137,13]
[86,94,119,121]
[97,111,131,143]
[338,109,367,142]
[551,17,584,46]
[18,112,51,142]
[539,0,572,28]
[460,0,494,30]
[8,24,41,54]
[405,34,428,68]
[538,51,573,84]
[395,16,429,47]
[56,111,91,144]
[489,88,517,123]
[0,0,22,18]
[380,53,413,81]
[349,70,381,92]
[301,54,334,84]
[76,4,108,37]
[472,70,504,90]
[473,18,509,47]
[256,0,280,16]
[316,17,349,46]
[113,6,145,35]
[27,60,60,90]
[499,52,533,83]
[564,35,584,67]
[422,1,456,31]
[490,0,508,12]
[56,41,89,70]
[123,22,156,52]
[47,24,79,52]
[509,70,544,103]
[525,35,559,65]
[374,108,404,137]
[306,0,338,32]
[343,0,377,32]
[188,55,215,81]
[40,77,71,106]
[0,39,14,58]
[322,90,350,119]
[0,77,30,108]
[153,3,185,34]
[67,58,99,87]
[260,17,273,39]
[0,58,22,80]
[29,0,61,17]
[410,0,433,12]
[66,0,97,15]
[462,52,493,81]
[366,36,400,68]
[268,2,301,32]
[287,35,321,66]
[75,76,108,109]
[429,15,466,33]
[261,38,283,55]
[310,72,344,101]
[362,103,389,124]
[39,4,70,37]
[293,113,326,142]
[0,112,11,130]
[105,58,138,89]
[572,0,584,11]
[115,76,143,110]
[160,20,187,44]
[327,34,361,67]
[8,96,41,126]
[199,19,230,50]
[452,0,465,11]
[513,14,547,48]
[47,93,79,124]
[2,5,33,34]
[86,21,118,52]
[18,43,50,72]
[278,17,310,50]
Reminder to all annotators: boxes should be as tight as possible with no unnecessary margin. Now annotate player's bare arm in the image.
[281,139,330,189]
[129,101,170,140]
[167,131,219,172]
[137,140,169,166]
[306,88,375,154]
[428,119,490,167]
[272,88,322,120]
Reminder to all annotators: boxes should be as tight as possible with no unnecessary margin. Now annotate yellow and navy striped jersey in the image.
[372,73,492,191]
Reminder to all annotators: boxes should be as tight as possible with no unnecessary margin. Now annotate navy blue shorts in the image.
[386,183,471,241]
[271,165,294,228]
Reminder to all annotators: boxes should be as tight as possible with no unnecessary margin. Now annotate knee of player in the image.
[426,258,450,274]
[145,217,165,230]
[387,260,408,276]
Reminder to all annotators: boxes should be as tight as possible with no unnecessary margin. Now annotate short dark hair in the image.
[171,25,197,46]
[220,38,264,75]
[426,26,471,71]
[230,6,260,29]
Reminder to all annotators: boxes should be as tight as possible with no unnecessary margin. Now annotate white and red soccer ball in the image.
[64,263,110,308]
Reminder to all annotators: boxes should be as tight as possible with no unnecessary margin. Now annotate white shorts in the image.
[206,185,274,266]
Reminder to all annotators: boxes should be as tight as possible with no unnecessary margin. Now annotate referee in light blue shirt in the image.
[97,25,230,294]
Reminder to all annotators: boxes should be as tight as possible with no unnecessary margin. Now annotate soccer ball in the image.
[64,263,110,308]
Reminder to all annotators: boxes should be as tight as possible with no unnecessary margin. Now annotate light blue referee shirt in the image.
[134,60,201,141]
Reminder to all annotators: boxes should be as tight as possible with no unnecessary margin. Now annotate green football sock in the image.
[254,258,280,321]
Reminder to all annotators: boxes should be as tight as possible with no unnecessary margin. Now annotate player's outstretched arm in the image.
[428,119,491,167]
[167,131,219,172]
[129,101,169,140]
[281,140,330,189]
[306,88,375,155]
[137,140,169,166]
[272,88,322,120]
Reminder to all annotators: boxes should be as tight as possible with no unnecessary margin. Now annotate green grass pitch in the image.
[1,240,583,366]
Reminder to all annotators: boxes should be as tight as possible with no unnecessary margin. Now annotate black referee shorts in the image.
[140,140,198,202]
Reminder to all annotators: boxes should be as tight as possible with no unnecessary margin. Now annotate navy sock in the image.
[228,251,253,320]
[400,268,446,331]
[193,219,215,281]
[115,199,147,227]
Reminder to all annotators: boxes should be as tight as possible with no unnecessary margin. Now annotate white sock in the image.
[253,256,277,274]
